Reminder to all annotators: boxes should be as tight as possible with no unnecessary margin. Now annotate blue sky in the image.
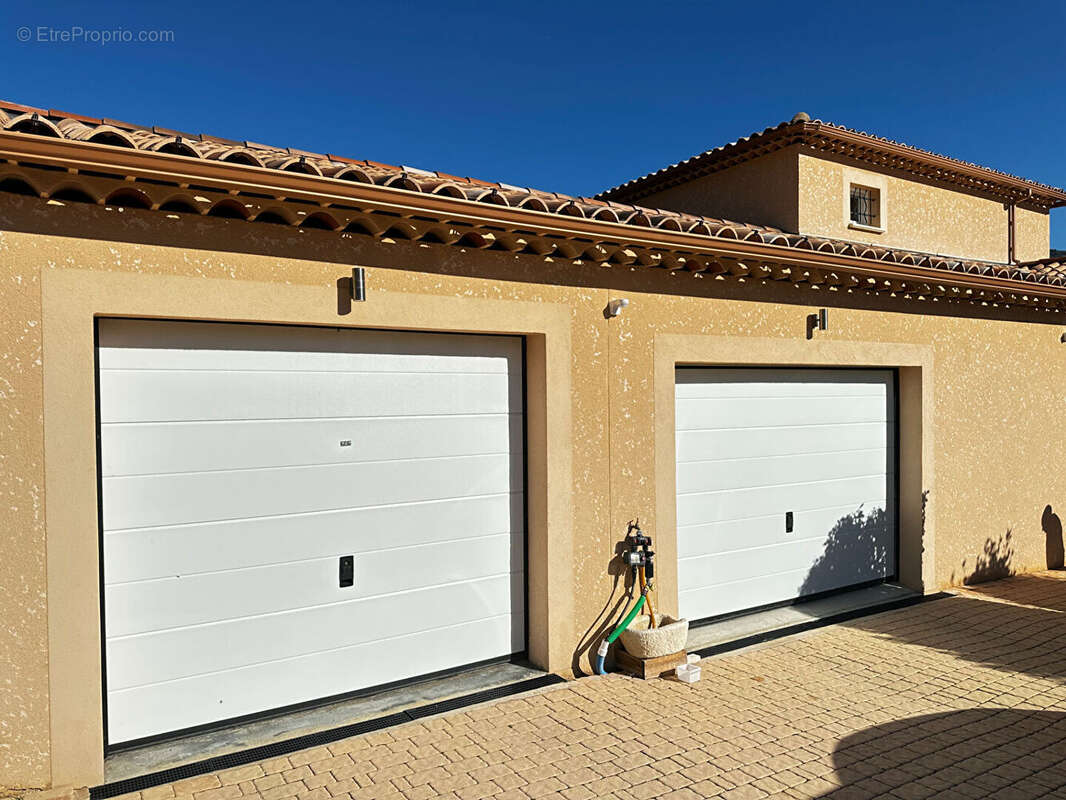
[2,0,1064,249]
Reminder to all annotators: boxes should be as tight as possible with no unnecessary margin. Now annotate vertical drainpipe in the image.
[1007,200,1016,265]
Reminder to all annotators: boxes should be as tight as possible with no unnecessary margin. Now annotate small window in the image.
[849,184,881,229]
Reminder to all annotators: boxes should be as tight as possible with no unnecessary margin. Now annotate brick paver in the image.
[113,572,1066,800]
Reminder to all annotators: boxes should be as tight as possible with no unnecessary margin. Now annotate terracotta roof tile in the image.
[151,125,200,139]
[2,100,48,115]
[0,98,1063,291]
[199,133,244,147]
[597,117,1066,207]
[1017,256,1066,282]
[5,112,62,137]
[101,118,139,131]
[49,109,102,124]
[326,153,367,165]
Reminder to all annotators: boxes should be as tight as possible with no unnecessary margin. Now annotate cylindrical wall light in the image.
[352,267,366,302]
[604,298,629,318]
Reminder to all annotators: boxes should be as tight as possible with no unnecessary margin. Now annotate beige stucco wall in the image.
[627,145,800,231]
[621,147,1050,265]
[798,150,1050,264]
[3,194,1066,790]
[1015,205,1052,263]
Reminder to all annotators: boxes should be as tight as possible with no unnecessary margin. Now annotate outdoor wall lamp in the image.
[351,267,366,301]
[604,298,629,319]
[1061,331,1066,344]
[806,308,829,339]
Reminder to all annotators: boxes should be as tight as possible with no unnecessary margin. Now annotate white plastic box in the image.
[675,663,701,683]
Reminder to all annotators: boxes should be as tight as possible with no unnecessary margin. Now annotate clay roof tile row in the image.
[0,99,1062,289]
[597,117,1066,207]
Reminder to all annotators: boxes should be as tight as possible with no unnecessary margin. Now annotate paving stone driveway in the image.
[119,572,1066,800]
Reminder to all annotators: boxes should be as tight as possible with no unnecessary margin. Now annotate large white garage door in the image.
[676,368,896,622]
[99,319,525,745]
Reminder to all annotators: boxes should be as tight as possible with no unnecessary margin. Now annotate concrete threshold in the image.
[104,660,546,784]
[687,583,920,654]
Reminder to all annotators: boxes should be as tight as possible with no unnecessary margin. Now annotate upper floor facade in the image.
[599,113,1066,266]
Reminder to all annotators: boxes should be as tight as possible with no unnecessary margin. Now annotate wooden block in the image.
[614,648,688,679]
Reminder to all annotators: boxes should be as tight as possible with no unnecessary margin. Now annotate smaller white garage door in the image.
[99,320,525,745]
[676,368,896,622]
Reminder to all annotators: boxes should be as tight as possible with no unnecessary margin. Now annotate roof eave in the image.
[601,121,1066,208]
[807,122,1066,206]
[2,130,1065,304]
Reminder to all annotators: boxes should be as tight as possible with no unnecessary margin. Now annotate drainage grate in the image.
[692,592,951,660]
[91,674,566,799]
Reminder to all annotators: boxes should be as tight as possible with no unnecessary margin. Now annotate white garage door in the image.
[98,319,525,745]
[676,368,896,622]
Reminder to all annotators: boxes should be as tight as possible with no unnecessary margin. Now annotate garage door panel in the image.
[679,538,828,593]
[676,395,893,431]
[106,532,524,637]
[99,369,519,423]
[99,320,526,744]
[106,574,524,690]
[102,453,522,530]
[101,415,522,476]
[677,474,890,527]
[104,494,523,583]
[680,572,808,620]
[680,554,895,621]
[676,368,896,397]
[677,422,890,462]
[678,517,893,592]
[676,368,896,622]
[106,613,521,745]
[678,499,890,559]
[676,448,894,495]
[99,319,518,373]
[681,533,896,613]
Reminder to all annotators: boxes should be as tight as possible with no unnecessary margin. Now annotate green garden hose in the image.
[595,593,646,674]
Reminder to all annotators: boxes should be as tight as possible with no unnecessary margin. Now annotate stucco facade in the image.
[3,189,1066,791]
[629,147,1051,265]
[797,151,1049,264]
[3,105,1066,794]
[618,145,801,233]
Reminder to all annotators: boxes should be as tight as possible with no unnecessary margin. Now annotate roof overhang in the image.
[2,129,1065,313]
[600,120,1066,210]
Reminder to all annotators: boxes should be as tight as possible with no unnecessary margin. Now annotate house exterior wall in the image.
[1015,205,1052,263]
[621,145,800,231]
[3,195,1066,791]
[797,150,1051,264]
[612,148,1051,265]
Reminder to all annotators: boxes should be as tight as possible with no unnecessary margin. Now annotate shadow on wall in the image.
[952,529,1015,586]
[820,709,1066,798]
[949,504,1062,585]
[1044,505,1064,570]
[571,538,638,676]
[798,506,891,599]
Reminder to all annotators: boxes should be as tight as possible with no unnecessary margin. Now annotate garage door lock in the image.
[785,511,794,534]
[339,555,354,587]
